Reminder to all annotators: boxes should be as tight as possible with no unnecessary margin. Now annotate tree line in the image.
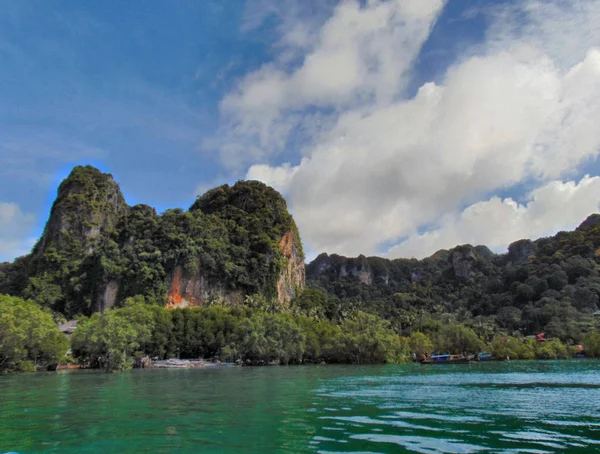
[3,292,600,373]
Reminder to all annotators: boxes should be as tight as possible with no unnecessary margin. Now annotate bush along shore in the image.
[2,293,600,373]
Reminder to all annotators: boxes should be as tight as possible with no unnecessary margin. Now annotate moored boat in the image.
[470,352,496,361]
[420,354,470,365]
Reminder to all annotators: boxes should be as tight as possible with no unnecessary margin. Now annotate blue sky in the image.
[2,0,600,262]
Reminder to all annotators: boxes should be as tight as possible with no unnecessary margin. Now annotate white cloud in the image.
[220,0,600,258]
[486,0,600,69]
[0,202,36,261]
[246,161,303,194]
[212,0,446,168]
[388,175,600,259]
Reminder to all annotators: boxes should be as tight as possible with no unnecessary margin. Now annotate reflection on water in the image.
[0,361,599,453]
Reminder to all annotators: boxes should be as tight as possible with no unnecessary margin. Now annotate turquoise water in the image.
[1,361,599,453]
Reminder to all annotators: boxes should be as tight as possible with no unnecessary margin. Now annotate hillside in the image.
[306,216,600,342]
[0,166,305,317]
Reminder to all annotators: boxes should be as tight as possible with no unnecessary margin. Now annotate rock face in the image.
[277,230,305,304]
[97,280,119,313]
[507,239,537,266]
[34,166,128,257]
[309,253,333,274]
[307,244,496,287]
[165,265,244,308]
[450,245,489,278]
[163,230,305,309]
[451,246,479,278]
[306,254,375,285]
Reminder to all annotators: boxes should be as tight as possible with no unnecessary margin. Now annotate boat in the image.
[470,352,496,361]
[420,354,471,365]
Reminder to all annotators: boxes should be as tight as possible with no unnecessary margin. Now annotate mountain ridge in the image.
[305,214,600,341]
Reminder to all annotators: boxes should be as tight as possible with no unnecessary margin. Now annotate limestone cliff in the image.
[10,166,305,316]
[276,230,305,304]
[307,244,496,288]
[165,265,244,308]
[33,165,128,257]
[306,254,386,286]
[507,239,537,266]
[450,245,493,278]
[163,226,305,309]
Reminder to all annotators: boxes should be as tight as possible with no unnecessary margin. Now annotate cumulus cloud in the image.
[246,161,303,194]
[389,176,600,259]
[213,0,446,168]
[229,0,600,258]
[0,202,36,262]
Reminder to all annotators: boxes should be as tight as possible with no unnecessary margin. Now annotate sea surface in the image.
[1,361,599,453]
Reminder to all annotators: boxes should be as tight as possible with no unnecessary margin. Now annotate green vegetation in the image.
[0,295,69,373]
[70,297,406,371]
[307,216,600,348]
[583,330,600,358]
[69,294,588,371]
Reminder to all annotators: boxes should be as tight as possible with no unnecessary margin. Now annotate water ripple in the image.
[1,361,599,453]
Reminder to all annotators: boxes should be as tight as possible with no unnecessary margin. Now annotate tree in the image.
[290,288,329,319]
[583,331,600,358]
[432,324,482,354]
[409,332,433,356]
[491,335,535,360]
[71,308,149,371]
[0,294,68,372]
[338,311,407,364]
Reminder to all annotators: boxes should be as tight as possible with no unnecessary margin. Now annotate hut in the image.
[59,320,78,336]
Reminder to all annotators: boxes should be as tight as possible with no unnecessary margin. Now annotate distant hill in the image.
[306,215,600,341]
[0,165,304,317]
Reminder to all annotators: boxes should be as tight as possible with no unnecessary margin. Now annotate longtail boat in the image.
[470,352,496,361]
[420,354,470,365]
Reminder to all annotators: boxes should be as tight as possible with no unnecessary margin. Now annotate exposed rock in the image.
[97,280,119,313]
[34,165,128,257]
[377,273,389,285]
[277,230,305,304]
[307,253,374,285]
[165,265,244,308]
[163,228,306,310]
[411,271,423,283]
[162,227,305,309]
[507,239,537,266]
[307,253,333,277]
[351,268,372,285]
[451,245,479,278]
[13,166,306,315]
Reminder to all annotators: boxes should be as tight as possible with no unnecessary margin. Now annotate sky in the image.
[1,0,600,263]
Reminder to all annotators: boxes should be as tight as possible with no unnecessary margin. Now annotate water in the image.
[1,361,599,453]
